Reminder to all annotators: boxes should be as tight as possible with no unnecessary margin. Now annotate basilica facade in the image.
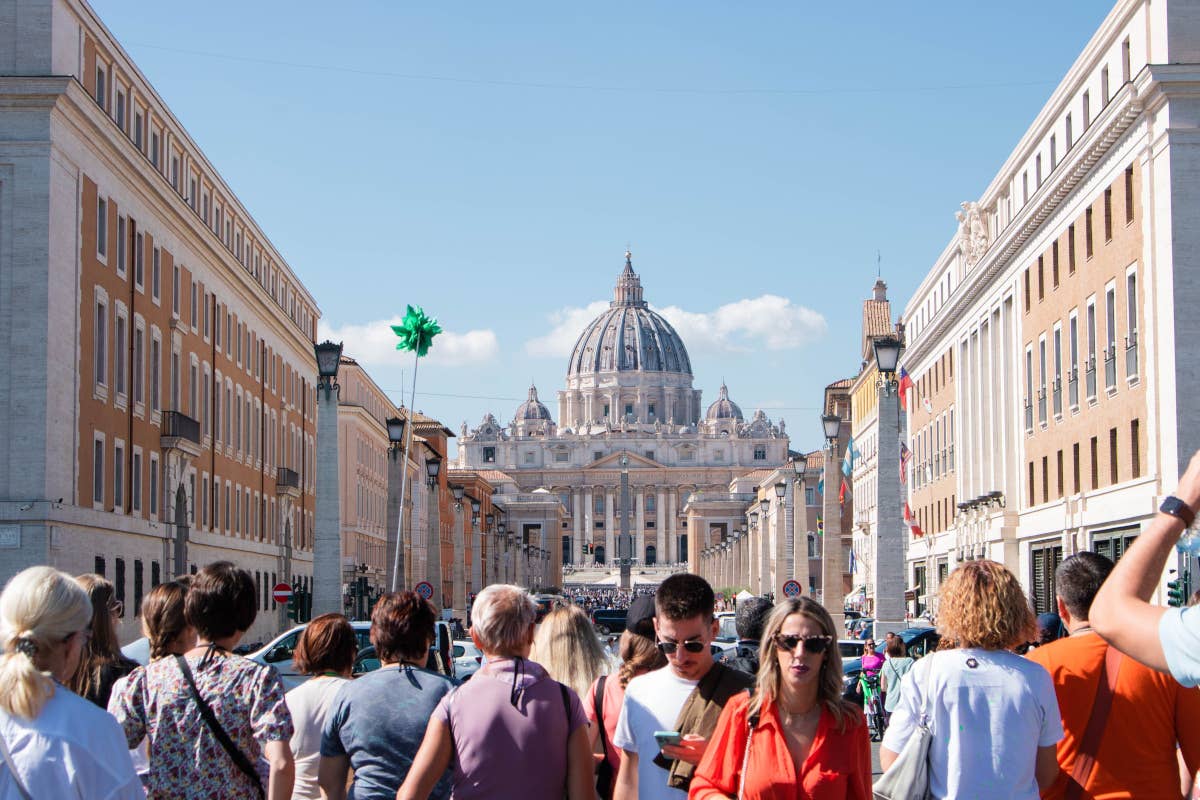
[455,254,791,569]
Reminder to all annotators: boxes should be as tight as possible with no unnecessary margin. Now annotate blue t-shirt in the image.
[321,665,455,800]
[1160,606,1200,687]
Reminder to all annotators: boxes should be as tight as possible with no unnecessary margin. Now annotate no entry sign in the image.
[273,583,293,604]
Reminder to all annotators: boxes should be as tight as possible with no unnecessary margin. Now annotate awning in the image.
[843,586,867,607]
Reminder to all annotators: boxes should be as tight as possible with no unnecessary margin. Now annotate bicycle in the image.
[859,670,887,741]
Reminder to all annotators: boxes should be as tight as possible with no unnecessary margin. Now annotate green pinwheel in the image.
[391,305,442,357]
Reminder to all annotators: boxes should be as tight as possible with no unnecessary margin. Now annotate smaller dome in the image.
[514,384,553,422]
[706,384,743,421]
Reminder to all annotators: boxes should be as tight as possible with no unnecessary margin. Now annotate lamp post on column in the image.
[470,497,482,596]
[386,415,408,592]
[758,497,770,596]
[451,485,466,618]
[872,335,907,639]
[774,481,787,599]
[820,412,845,633]
[498,520,508,583]
[312,340,343,617]
[424,454,442,612]
[619,453,632,591]
[790,454,809,598]
[484,512,495,585]
[748,511,759,591]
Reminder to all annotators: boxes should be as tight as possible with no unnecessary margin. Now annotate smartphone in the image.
[653,730,682,748]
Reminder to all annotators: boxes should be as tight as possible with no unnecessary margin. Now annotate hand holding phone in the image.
[653,730,682,748]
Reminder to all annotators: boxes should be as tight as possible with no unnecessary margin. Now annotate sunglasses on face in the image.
[657,640,706,655]
[773,634,832,654]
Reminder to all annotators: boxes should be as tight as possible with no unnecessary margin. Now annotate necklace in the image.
[779,703,821,727]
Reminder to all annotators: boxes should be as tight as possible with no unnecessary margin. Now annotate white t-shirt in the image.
[1160,606,1200,686]
[881,648,1062,800]
[286,676,349,800]
[1,682,145,799]
[611,665,698,800]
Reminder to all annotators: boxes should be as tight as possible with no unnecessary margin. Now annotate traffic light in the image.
[287,590,299,621]
[1168,579,1185,607]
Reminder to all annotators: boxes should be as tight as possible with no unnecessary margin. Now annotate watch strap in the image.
[1161,496,1196,528]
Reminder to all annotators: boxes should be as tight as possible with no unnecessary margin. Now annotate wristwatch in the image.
[1160,495,1196,528]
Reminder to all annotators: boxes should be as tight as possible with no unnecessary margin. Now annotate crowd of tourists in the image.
[4,453,1200,798]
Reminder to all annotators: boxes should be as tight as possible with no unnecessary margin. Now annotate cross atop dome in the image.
[613,250,645,307]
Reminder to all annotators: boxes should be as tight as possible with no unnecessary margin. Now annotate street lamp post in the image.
[313,340,343,617]
[386,415,408,592]
[451,484,466,619]
[619,453,632,591]
[484,512,495,585]
[470,497,482,595]
[820,412,845,633]
[790,454,809,597]
[748,511,759,591]
[425,453,442,612]
[774,481,787,599]
[758,498,770,595]
[872,336,907,638]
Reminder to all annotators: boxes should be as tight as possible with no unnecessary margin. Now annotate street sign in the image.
[781,579,802,598]
[272,583,293,604]
[415,581,434,600]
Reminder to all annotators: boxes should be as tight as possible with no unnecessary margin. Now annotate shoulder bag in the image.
[1063,646,1123,800]
[174,655,266,799]
[873,653,936,800]
[593,675,614,800]
[0,731,33,800]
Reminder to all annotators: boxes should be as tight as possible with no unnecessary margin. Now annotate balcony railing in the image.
[1024,401,1034,432]
[276,467,300,490]
[1037,389,1047,426]
[1068,368,1079,409]
[1085,360,1097,400]
[161,410,200,445]
[1052,378,1062,417]
[1104,347,1117,390]
[1125,333,1139,380]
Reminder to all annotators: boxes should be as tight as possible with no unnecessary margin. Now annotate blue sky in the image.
[91,1,1113,454]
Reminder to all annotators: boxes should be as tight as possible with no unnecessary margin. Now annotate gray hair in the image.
[470,584,536,657]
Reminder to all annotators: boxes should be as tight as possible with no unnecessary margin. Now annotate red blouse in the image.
[689,693,871,800]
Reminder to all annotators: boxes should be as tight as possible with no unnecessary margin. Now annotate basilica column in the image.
[605,487,615,566]
[572,488,583,565]
[634,488,645,565]
[656,488,667,563]
[666,492,677,563]
[583,487,594,564]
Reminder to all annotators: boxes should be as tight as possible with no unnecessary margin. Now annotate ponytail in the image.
[0,566,91,719]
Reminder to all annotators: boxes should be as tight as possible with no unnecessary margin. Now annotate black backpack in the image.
[722,643,760,677]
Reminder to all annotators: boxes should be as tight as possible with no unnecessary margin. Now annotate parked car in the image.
[251,619,453,689]
[715,612,738,644]
[838,639,867,661]
[840,626,940,698]
[452,639,484,681]
[590,608,627,635]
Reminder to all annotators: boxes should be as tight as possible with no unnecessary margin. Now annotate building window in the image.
[97,196,108,259]
[1037,256,1044,301]
[1109,427,1119,485]
[1028,461,1035,507]
[1086,301,1098,401]
[151,248,161,302]
[1101,65,1110,105]
[114,559,126,617]
[172,264,180,315]
[1094,527,1138,562]
[116,216,126,277]
[134,232,144,287]
[483,446,495,463]
[1073,443,1081,494]
[1042,455,1049,503]
[594,495,605,514]
[1086,207,1094,258]
[133,327,144,405]
[1068,224,1076,273]
[1068,313,1080,410]
[150,132,160,169]
[1104,188,1113,242]
[133,560,144,617]
[115,313,127,398]
[132,450,142,512]
[1051,243,1059,288]
[593,451,603,462]
[1066,113,1073,149]
[1083,90,1091,127]
[95,556,105,578]
[1030,542,1063,614]
[149,454,159,517]
[1023,269,1031,313]
[1105,285,1118,391]
[1052,326,1063,418]
[1090,436,1099,490]
[1126,269,1139,380]
[1131,419,1141,478]
[523,451,535,464]
[150,337,161,413]
[95,65,106,109]
[93,437,105,505]
[113,443,124,511]
[1056,450,1064,498]
[151,561,160,588]
[1125,167,1135,224]
[133,111,143,149]
[94,299,107,389]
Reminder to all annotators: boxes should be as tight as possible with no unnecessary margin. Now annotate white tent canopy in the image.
[735,590,755,602]
[590,573,660,586]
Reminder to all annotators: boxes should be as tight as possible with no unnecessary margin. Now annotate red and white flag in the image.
[903,501,924,538]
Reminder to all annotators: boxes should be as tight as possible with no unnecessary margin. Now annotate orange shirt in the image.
[689,693,871,800]
[1027,631,1200,800]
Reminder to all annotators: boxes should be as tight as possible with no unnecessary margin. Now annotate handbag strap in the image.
[0,732,33,800]
[594,675,610,762]
[736,689,759,800]
[1064,646,1123,800]
[174,655,265,799]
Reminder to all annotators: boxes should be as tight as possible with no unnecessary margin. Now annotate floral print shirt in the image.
[109,652,294,799]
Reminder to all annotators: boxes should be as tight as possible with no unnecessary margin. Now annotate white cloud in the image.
[318,317,499,368]
[524,300,610,357]
[523,295,825,357]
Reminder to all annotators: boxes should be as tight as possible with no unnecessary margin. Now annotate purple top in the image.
[433,657,588,800]
[861,652,885,673]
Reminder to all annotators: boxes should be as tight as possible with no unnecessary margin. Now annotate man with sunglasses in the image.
[612,574,753,800]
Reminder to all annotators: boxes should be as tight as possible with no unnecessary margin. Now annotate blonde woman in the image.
[690,597,871,799]
[0,565,144,798]
[880,560,1063,799]
[531,604,610,699]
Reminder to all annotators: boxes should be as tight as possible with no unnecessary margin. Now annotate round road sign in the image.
[415,581,434,600]
[272,583,293,604]
[781,579,802,598]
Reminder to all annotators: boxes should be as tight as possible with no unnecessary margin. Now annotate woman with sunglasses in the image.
[69,573,140,708]
[0,566,144,798]
[690,597,871,800]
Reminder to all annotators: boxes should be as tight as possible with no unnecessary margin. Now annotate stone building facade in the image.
[900,0,1200,614]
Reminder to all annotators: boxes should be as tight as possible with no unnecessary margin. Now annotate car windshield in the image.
[717,617,738,642]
